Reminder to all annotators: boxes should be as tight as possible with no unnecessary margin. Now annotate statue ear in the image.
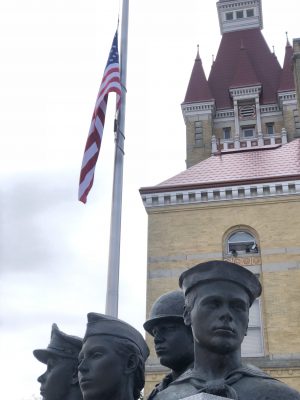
[124,353,139,375]
[183,305,191,326]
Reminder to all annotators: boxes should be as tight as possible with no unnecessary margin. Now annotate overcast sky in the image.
[0,1,299,399]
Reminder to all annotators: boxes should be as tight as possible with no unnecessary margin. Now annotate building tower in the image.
[182,0,299,168]
[141,0,300,396]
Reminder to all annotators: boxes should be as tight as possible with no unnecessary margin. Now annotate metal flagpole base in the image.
[183,394,233,400]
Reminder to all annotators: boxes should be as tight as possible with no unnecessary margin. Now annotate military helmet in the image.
[143,290,185,335]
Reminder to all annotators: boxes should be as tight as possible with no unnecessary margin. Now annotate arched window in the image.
[227,231,258,256]
[223,227,264,357]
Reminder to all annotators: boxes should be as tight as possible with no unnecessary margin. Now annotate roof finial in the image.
[196,44,200,60]
[285,31,291,46]
[212,54,215,64]
[272,45,275,55]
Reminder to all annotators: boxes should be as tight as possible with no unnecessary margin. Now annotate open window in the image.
[227,231,258,256]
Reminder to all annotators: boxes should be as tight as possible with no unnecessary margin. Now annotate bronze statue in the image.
[144,290,194,399]
[78,312,149,400]
[155,260,300,400]
[33,323,83,400]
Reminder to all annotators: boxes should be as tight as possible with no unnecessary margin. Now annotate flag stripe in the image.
[79,32,121,203]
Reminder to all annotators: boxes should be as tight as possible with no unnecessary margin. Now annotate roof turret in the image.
[278,38,295,92]
[183,47,214,103]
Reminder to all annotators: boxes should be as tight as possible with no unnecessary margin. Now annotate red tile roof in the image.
[208,29,282,109]
[140,140,300,193]
[278,41,295,92]
[184,50,214,103]
[230,45,260,88]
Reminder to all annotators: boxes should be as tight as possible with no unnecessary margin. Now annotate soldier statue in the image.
[144,290,194,399]
[78,312,149,400]
[155,260,300,400]
[33,323,83,400]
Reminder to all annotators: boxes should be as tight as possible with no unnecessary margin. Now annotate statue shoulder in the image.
[234,375,300,400]
[154,380,197,400]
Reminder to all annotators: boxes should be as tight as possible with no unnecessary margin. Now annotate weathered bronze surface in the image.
[33,323,83,400]
[78,312,149,400]
[155,260,300,400]
[144,290,194,399]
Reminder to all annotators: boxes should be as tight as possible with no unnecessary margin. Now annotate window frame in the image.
[227,230,258,256]
[246,8,255,17]
[223,127,231,140]
[242,126,255,138]
[266,122,275,135]
[194,121,203,147]
[236,10,244,19]
[225,11,234,21]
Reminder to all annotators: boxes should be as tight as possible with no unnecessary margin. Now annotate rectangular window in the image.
[266,123,274,135]
[246,9,254,17]
[226,12,234,20]
[242,127,255,138]
[236,10,244,19]
[223,127,231,140]
[241,298,264,357]
[195,121,203,146]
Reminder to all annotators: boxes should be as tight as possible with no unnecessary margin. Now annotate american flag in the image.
[79,31,122,203]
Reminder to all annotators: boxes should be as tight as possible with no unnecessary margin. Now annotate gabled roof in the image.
[278,40,295,92]
[230,45,260,88]
[208,29,282,109]
[183,49,214,103]
[140,140,300,193]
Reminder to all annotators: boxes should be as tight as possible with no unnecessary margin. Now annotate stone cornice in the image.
[140,179,300,209]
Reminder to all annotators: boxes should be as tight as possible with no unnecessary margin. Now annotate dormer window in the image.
[236,10,244,19]
[246,9,254,17]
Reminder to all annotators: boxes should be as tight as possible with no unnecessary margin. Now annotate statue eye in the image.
[207,299,221,309]
[232,301,246,311]
[92,352,104,359]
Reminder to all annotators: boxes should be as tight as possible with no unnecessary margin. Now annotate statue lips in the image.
[155,346,168,356]
[79,377,93,388]
[213,326,236,336]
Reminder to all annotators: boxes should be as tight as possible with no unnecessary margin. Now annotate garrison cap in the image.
[144,290,186,335]
[33,323,82,364]
[84,312,149,361]
[179,260,261,305]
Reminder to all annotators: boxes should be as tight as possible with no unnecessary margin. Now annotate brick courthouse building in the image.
[140,0,300,395]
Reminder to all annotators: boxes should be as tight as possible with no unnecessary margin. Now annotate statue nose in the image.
[37,373,45,383]
[219,307,233,322]
[78,358,88,372]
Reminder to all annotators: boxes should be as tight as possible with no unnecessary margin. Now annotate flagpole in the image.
[105,0,129,317]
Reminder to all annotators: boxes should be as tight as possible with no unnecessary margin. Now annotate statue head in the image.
[33,323,83,400]
[78,312,149,400]
[179,260,261,355]
[144,290,194,372]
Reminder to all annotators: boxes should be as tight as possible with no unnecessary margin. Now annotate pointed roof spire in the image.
[278,37,294,92]
[230,45,260,88]
[285,31,291,46]
[196,44,200,60]
[183,47,214,103]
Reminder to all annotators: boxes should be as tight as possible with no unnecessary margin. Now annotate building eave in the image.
[139,175,300,195]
